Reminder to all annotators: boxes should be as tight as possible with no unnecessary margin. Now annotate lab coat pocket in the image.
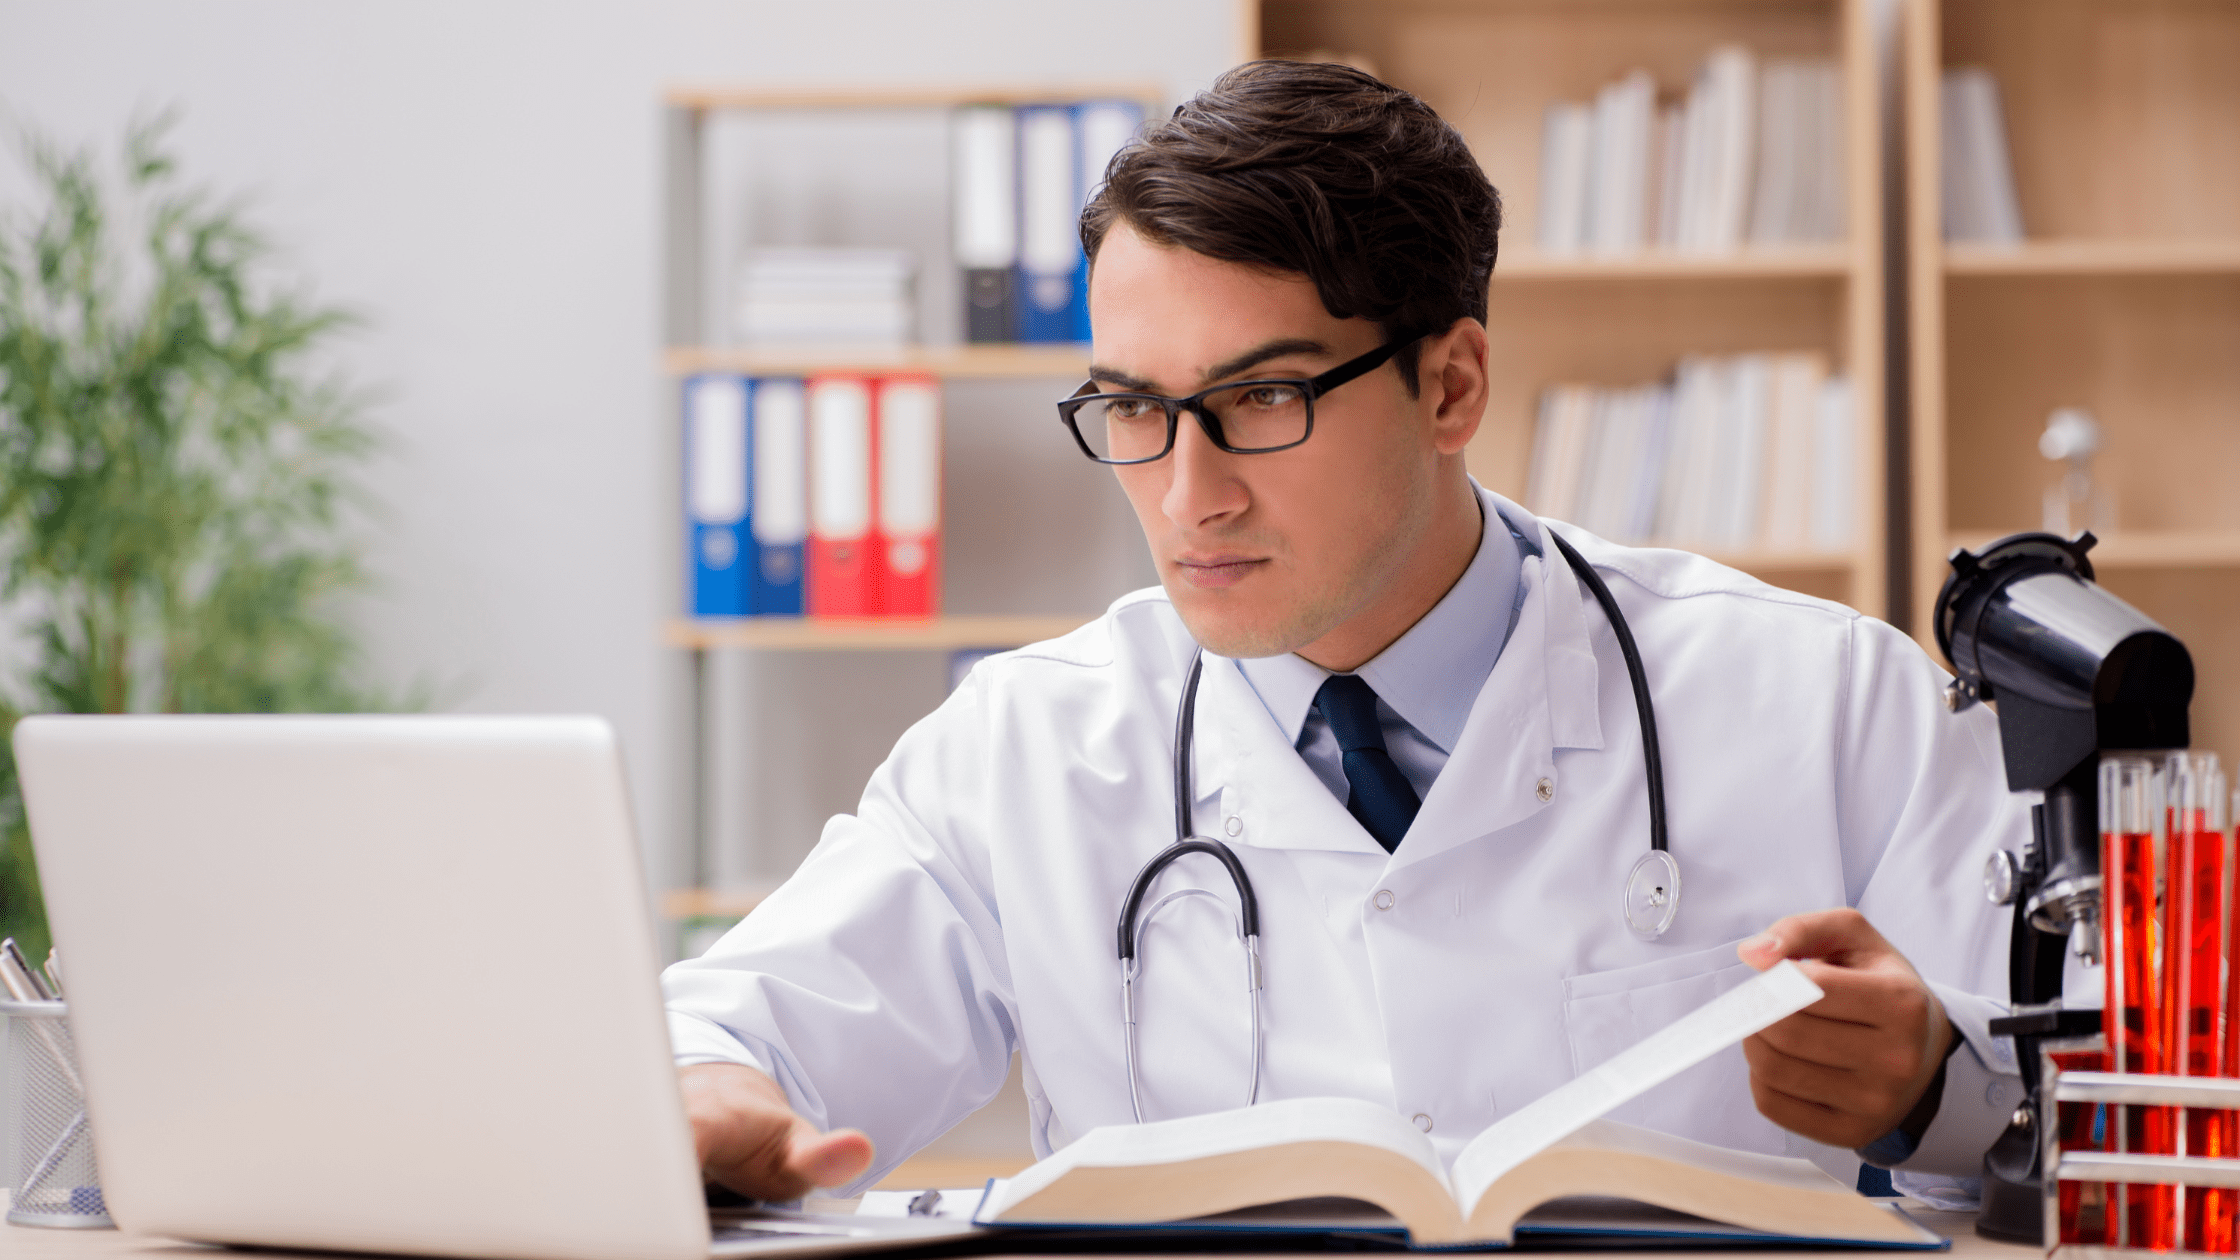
[1562,939,1784,1155]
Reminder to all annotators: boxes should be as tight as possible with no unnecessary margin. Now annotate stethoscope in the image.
[1115,530,1675,1122]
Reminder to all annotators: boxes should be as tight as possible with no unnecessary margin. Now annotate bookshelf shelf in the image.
[1908,0,2240,754]
[664,614,1093,652]
[665,83,1165,112]
[1949,532,2240,571]
[1500,247,1852,282]
[662,343,1090,380]
[663,885,777,921]
[1945,239,2240,277]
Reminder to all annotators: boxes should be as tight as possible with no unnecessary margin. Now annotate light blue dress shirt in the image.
[1236,492,1533,808]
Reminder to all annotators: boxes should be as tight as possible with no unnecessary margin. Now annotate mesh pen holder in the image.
[2,997,112,1228]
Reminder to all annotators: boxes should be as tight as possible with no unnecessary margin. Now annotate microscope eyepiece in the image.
[1936,531,2190,789]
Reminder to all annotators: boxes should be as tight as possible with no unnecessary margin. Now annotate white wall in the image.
[0,1,1240,900]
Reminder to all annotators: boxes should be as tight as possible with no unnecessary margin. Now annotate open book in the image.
[975,961,1942,1249]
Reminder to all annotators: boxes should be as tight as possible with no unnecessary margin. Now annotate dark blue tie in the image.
[1313,674,1421,853]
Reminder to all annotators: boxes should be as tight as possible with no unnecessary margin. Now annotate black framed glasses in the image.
[1057,332,1422,465]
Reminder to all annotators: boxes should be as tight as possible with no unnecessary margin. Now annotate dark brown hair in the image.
[1081,60,1502,392]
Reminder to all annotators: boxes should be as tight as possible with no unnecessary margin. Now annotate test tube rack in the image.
[2045,1061,2240,1258]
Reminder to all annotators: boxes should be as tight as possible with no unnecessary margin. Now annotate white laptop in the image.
[14,715,979,1260]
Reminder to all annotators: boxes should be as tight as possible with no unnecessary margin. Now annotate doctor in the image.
[664,60,2028,1202]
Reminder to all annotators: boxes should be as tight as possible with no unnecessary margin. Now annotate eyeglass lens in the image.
[1072,381,1311,462]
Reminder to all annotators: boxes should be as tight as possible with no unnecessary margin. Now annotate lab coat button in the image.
[1535,777,1554,802]
[1224,816,1243,837]
[1413,1113,1433,1132]
[1374,889,1396,911]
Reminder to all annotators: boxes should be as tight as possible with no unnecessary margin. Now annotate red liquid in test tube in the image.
[2105,753,2175,1250]
[2165,753,2233,1252]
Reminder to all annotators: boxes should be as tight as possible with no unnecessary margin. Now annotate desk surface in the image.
[0,1208,2025,1260]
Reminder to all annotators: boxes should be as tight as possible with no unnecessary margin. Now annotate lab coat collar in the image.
[1188,489,1605,865]
[1194,650,1386,854]
[1377,497,1602,872]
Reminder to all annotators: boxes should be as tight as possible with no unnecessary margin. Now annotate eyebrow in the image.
[1087,337,1333,394]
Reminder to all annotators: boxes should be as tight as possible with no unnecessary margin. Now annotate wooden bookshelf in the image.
[1499,246,1853,282]
[665,615,1094,652]
[1261,0,1887,617]
[1906,0,2240,754]
[1949,531,2240,572]
[664,83,1165,113]
[663,885,777,921]
[1945,239,2240,277]
[662,343,1089,380]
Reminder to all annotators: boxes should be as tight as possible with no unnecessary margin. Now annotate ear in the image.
[1422,318,1489,456]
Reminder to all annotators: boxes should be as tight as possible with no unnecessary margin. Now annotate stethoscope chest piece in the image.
[1622,848,1682,939]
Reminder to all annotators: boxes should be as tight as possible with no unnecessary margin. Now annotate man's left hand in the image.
[1737,908,1958,1149]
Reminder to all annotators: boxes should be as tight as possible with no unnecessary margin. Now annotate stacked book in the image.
[1538,48,1845,255]
[732,247,916,346]
[1526,353,1854,553]
[1939,67,2024,244]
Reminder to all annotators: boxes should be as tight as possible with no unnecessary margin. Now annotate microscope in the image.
[1935,531,2195,1243]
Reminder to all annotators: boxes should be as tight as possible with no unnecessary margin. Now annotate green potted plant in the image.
[0,117,391,959]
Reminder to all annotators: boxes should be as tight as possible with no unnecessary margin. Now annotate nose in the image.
[1160,405,1247,529]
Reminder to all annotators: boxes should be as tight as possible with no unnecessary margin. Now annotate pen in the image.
[45,948,64,998]
[0,936,84,1095]
[2,937,56,1001]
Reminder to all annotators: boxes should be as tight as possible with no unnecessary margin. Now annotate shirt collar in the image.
[1235,481,1528,753]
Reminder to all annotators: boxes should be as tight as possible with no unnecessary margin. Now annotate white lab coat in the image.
[664,490,2029,1190]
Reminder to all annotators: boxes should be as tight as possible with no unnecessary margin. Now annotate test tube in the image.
[2104,752,2174,1250]
[2165,753,2232,1251]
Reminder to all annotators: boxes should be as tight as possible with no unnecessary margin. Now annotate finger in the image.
[1755,1009,1900,1070]
[1739,908,1891,969]
[1756,1012,1936,1089]
[1787,961,1933,1026]
[1752,1074,1881,1149]
[1745,1032,1865,1105]
[708,1124,815,1201]
[790,1126,875,1189]
[1745,1034,1917,1132]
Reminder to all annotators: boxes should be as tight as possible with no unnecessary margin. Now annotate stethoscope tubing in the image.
[1544,531,1669,855]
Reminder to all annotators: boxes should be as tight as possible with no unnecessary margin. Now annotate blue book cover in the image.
[1014,103,1082,344]
[746,377,808,616]
[683,374,750,617]
[1070,100,1144,341]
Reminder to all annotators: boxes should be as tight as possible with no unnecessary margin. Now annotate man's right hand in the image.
[680,1062,874,1200]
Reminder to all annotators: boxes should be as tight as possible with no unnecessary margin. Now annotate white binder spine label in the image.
[752,379,808,545]
[877,381,940,536]
[809,379,872,540]
[953,107,1018,269]
[687,376,747,525]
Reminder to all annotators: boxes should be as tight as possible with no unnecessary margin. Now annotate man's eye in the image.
[1108,398,1158,420]
[1243,385,1302,408]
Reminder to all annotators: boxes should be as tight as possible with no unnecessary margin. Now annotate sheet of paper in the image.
[1450,958,1824,1206]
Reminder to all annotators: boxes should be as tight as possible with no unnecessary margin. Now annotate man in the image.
[664,61,2027,1203]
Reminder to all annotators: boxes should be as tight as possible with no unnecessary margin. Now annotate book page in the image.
[981,1096,1448,1222]
[1468,1121,1939,1247]
[1450,958,1823,1210]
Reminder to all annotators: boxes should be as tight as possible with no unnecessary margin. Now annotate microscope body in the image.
[1936,532,2194,1243]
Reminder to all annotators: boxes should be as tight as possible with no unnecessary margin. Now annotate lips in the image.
[1173,554,1267,589]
